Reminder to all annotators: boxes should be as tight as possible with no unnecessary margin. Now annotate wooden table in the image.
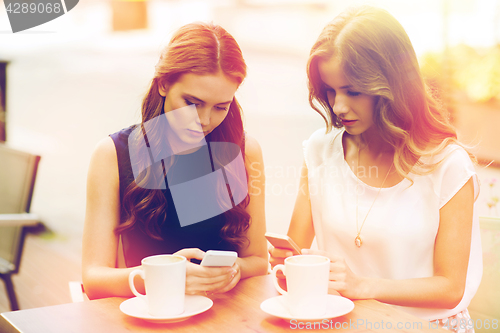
[0,275,445,332]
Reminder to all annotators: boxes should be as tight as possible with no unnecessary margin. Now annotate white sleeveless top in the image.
[303,127,482,321]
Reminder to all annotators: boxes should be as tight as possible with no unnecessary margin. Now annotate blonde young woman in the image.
[83,23,268,300]
[269,6,481,332]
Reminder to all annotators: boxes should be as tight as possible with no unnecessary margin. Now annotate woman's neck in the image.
[354,127,393,156]
[343,127,400,187]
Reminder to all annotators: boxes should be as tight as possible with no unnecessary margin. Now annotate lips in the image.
[340,119,357,126]
[187,129,205,137]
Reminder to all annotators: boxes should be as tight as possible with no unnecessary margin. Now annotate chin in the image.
[183,136,204,145]
[188,134,206,143]
[343,127,358,136]
[344,126,370,137]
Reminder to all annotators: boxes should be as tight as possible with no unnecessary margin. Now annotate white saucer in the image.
[120,295,213,323]
[260,295,354,322]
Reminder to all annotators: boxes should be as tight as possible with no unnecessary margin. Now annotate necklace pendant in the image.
[355,235,362,248]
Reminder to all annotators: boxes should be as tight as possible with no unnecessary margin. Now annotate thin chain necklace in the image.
[354,144,393,248]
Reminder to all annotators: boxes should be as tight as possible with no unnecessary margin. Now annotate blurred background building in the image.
[0,0,499,241]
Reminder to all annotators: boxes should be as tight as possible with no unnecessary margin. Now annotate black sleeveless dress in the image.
[110,125,240,267]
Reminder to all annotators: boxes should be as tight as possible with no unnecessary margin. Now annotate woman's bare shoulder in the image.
[244,133,263,162]
[88,136,119,182]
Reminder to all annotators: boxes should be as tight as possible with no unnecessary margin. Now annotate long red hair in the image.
[116,22,251,249]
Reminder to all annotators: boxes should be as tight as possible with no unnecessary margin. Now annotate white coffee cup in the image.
[129,254,186,317]
[271,255,330,318]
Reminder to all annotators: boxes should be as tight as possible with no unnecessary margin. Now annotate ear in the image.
[158,82,168,97]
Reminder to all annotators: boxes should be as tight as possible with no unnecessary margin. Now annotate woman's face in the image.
[159,71,238,151]
[317,56,377,137]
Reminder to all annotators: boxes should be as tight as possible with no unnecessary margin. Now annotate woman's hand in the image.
[268,245,294,269]
[301,249,365,298]
[174,248,238,295]
[213,261,241,294]
[268,245,295,279]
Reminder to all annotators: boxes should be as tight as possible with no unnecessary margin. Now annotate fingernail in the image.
[301,249,308,254]
[286,251,293,257]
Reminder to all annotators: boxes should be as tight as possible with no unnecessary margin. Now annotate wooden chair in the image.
[0,143,40,311]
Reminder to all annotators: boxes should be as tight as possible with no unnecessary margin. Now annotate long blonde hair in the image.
[307,6,475,178]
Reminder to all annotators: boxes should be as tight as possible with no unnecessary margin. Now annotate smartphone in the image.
[200,250,238,267]
[265,232,301,255]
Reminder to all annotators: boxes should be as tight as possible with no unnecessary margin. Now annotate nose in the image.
[332,95,349,117]
[197,108,211,127]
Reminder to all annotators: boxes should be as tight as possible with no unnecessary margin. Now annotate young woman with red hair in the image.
[83,22,268,299]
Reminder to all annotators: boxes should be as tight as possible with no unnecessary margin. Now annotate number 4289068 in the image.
[6,2,62,14]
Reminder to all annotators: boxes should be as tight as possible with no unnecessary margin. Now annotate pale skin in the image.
[269,56,474,309]
[83,72,268,300]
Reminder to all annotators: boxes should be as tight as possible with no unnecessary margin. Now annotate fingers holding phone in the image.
[200,250,237,267]
[265,232,301,255]
[185,263,235,295]
[268,246,292,267]
[180,249,238,294]
[265,233,302,279]
[213,261,241,294]
[200,251,240,294]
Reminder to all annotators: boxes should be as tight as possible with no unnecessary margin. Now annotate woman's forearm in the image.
[83,266,144,300]
[361,275,465,309]
[237,255,269,279]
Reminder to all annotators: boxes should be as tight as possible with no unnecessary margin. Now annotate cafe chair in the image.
[468,216,500,333]
[68,281,87,303]
[0,143,41,311]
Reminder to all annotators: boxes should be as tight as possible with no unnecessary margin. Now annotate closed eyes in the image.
[322,85,361,97]
[184,98,199,107]
[185,98,228,111]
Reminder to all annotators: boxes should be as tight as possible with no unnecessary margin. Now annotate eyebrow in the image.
[183,94,232,105]
[324,84,352,90]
